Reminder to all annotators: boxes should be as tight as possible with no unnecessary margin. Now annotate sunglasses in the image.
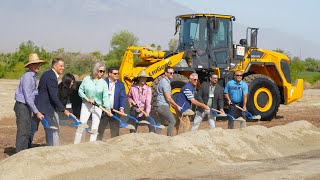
[235,74,243,77]
[167,72,174,75]
[99,70,105,73]
[112,73,119,75]
[192,79,198,81]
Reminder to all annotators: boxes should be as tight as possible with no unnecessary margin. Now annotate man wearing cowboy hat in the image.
[14,53,45,153]
[127,70,154,133]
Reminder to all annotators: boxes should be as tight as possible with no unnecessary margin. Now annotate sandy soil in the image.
[0,79,320,179]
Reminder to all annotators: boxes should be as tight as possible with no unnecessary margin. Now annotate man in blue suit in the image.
[34,58,70,146]
[97,67,127,139]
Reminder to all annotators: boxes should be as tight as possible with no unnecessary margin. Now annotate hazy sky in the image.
[174,0,319,45]
[0,0,319,58]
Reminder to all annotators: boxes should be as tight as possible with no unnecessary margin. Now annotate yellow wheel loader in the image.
[119,14,303,121]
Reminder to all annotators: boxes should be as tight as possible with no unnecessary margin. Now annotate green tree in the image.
[168,38,178,51]
[304,58,320,72]
[106,30,139,68]
[290,56,306,81]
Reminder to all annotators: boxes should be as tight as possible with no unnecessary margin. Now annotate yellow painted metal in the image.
[177,14,233,19]
[254,87,272,112]
[233,48,304,105]
[119,46,185,94]
[169,88,181,114]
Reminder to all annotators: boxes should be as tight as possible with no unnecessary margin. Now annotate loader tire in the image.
[244,74,280,121]
[151,74,188,123]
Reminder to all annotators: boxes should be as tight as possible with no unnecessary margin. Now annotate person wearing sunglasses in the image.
[97,67,127,140]
[224,70,248,129]
[175,73,210,134]
[74,62,111,144]
[155,66,181,136]
[191,73,225,131]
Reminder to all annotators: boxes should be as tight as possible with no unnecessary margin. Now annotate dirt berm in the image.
[1,120,320,179]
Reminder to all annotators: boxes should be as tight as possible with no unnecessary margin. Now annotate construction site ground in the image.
[0,79,320,179]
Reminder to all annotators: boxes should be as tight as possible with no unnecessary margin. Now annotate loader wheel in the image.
[244,74,280,121]
[151,74,188,123]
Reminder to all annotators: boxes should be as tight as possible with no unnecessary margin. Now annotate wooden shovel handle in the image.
[235,104,245,111]
[212,108,223,114]
[112,109,127,116]
[137,107,148,117]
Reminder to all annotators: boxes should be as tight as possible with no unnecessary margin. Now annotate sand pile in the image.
[0,120,320,179]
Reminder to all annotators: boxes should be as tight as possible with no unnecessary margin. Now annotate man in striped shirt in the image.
[175,73,210,134]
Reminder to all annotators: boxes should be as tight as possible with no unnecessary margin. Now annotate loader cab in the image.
[176,14,234,70]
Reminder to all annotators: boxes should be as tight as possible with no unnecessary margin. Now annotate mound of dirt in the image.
[0,120,320,179]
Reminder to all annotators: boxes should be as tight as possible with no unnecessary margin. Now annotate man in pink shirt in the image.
[127,70,153,133]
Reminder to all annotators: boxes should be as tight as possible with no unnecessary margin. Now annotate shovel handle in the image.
[112,109,127,116]
[211,108,223,114]
[235,104,245,111]
[93,102,112,116]
[136,106,148,117]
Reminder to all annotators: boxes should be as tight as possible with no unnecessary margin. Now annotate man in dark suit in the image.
[97,67,127,139]
[191,73,225,131]
[34,58,70,146]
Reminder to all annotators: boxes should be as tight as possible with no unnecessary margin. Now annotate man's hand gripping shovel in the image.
[112,109,150,125]
[93,102,135,130]
[235,105,261,121]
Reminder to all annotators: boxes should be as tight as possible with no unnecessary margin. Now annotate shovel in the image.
[112,109,150,125]
[210,108,245,122]
[67,113,90,133]
[92,102,135,130]
[41,117,58,130]
[235,105,261,121]
[133,105,165,129]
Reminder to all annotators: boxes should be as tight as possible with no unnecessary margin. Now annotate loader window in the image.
[211,19,228,49]
[179,18,208,51]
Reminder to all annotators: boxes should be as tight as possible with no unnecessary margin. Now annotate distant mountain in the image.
[0,0,318,59]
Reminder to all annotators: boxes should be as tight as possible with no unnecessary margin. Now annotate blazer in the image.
[196,82,224,113]
[36,69,65,116]
[105,78,126,110]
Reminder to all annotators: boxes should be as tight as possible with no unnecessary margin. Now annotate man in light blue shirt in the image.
[224,70,248,129]
[14,53,45,152]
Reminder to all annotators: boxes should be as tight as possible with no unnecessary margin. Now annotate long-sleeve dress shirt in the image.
[78,76,110,110]
[128,84,152,117]
[15,70,39,114]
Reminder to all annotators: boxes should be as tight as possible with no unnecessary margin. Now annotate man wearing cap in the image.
[34,58,70,146]
[14,53,45,152]
[127,70,153,133]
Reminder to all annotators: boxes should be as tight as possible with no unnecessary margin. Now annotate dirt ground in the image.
[1,79,320,179]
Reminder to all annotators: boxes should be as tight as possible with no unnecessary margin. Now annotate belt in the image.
[16,101,26,105]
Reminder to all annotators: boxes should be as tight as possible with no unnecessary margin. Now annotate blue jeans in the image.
[228,103,247,129]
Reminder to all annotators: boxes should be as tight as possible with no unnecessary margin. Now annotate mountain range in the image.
[0,0,318,59]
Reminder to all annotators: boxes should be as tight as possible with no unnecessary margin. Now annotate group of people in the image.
[14,53,248,153]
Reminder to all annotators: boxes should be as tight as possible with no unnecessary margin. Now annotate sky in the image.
[0,0,319,59]
[174,0,319,45]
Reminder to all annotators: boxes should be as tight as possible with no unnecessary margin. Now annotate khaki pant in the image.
[176,111,191,134]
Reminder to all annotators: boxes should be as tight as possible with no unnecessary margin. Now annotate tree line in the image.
[0,30,177,79]
[0,31,318,84]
